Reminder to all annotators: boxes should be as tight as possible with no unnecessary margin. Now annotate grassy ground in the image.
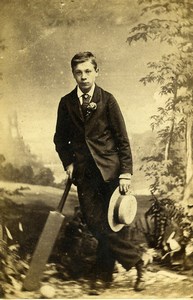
[0,180,152,254]
[0,180,79,255]
[1,180,193,299]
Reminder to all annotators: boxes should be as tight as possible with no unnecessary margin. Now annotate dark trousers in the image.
[77,159,141,280]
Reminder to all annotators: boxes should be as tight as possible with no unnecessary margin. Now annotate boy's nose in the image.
[81,73,87,80]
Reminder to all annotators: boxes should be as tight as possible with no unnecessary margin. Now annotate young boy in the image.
[54,52,145,294]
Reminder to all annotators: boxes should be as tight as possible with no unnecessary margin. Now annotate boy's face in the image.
[72,60,98,93]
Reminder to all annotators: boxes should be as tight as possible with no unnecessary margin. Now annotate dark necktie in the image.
[82,94,90,117]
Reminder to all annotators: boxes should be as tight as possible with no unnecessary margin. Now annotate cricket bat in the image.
[23,177,72,291]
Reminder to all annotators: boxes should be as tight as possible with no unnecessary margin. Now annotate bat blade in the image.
[23,211,65,291]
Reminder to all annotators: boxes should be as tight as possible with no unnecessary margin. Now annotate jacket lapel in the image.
[68,85,101,123]
[70,88,84,122]
[85,85,101,122]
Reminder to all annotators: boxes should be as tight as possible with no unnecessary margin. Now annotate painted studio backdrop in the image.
[0,0,193,299]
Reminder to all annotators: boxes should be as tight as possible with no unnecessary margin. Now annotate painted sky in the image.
[1,0,172,168]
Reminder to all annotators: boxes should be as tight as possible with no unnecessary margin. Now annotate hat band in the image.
[113,196,122,224]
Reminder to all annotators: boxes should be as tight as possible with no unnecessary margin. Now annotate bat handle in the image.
[56,176,72,213]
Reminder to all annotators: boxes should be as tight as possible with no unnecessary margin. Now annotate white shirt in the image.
[77,84,95,105]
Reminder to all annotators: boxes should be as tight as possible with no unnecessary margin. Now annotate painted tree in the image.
[127,0,193,200]
[137,54,186,197]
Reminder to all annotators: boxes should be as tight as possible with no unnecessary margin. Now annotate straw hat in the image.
[108,187,137,232]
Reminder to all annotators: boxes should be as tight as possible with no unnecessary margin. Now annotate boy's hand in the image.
[66,163,74,179]
[119,178,131,195]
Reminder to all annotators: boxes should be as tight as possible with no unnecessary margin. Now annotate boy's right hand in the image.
[66,163,74,179]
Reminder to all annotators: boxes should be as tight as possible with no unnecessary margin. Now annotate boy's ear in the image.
[96,68,99,77]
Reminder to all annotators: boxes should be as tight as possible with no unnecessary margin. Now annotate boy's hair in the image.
[71,52,98,71]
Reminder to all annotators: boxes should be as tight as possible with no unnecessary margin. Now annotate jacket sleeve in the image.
[107,94,133,175]
[53,98,74,170]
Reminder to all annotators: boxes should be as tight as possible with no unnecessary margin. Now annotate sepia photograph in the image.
[0,0,193,298]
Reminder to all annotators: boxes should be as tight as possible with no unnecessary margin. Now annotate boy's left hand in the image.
[119,178,131,195]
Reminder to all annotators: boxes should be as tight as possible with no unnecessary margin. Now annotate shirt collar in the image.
[77,84,95,100]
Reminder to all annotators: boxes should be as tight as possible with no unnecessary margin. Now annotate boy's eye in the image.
[86,70,91,74]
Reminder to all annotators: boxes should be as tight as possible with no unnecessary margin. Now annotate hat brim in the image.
[108,187,137,232]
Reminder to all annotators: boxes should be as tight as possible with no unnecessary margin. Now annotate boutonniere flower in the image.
[87,102,97,111]
[85,102,97,117]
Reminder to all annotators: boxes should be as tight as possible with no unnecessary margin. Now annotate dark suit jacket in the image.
[54,85,133,182]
